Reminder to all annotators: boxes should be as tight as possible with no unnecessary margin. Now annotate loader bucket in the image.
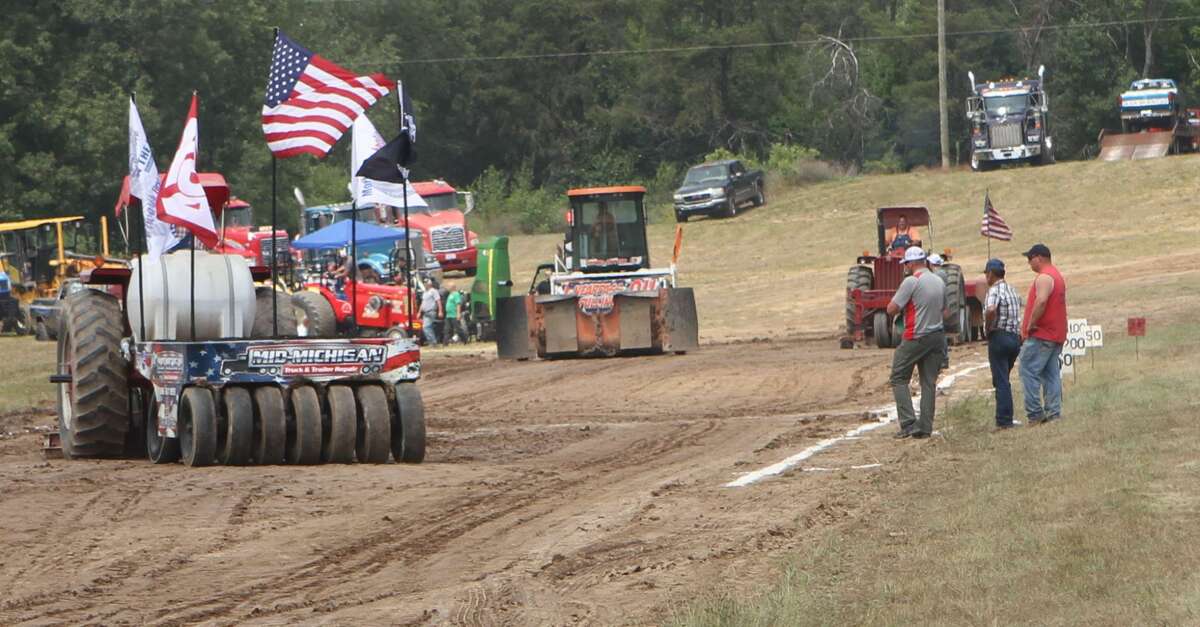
[1098,131,1173,161]
[663,287,699,353]
[495,295,533,360]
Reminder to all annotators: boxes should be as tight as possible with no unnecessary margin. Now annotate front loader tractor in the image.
[52,176,425,466]
[495,186,699,359]
[842,206,986,349]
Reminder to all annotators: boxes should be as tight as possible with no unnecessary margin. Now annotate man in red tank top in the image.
[1018,243,1067,424]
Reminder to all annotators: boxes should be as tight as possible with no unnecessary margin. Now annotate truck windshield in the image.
[575,199,647,265]
[984,94,1030,114]
[224,207,253,227]
[421,193,457,212]
[683,165,728,185]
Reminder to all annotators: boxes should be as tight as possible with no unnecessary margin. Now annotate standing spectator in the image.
[419,277,441,346]
[983,259,1023,430]
[444,284,467,344]
[886,247,947,439]
[1019,243,1067,425]
[927,253,951,371]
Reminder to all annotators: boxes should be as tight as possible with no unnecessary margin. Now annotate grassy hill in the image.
[490,156,1200,342]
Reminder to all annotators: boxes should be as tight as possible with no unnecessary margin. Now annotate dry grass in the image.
[669,317,1200,626]
[502,156,1200,342]
[0,336,57,415]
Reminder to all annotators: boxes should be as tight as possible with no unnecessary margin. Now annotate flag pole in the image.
[132,92,147,342]
[985,188,991,259]
[190,90,199,342]
[270,27,280,338]
[397,82,414,335]
[351,205,358,329]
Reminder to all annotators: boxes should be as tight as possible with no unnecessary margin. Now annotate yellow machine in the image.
[0,216,113,333]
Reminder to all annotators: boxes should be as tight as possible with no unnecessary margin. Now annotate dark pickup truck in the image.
[672,159,765,222]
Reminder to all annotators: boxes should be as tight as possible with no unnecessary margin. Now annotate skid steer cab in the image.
[49,173,426,467]
[496,186,699,359]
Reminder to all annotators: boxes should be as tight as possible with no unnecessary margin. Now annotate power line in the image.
[390,14,1200,66]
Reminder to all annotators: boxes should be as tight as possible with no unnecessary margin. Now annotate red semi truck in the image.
[382,180,479,276]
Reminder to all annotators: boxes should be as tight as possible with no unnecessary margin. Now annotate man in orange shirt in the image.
[886,215,923,251]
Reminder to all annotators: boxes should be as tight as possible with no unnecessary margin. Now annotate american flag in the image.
[980,191,1013,241]
[261,31,392,159]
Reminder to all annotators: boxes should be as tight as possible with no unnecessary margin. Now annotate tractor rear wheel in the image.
[323,385,358,463]
[55,289,129,458]
[355,385,392,464]
[252,386,286,464]
[873,312,892,349]
[217,387,254,466]
[287,386,323,465]
[179,387,218,467]
[253,287,298,337]
[292,291,337,338]
[943,264,970,345]
[391,382,426,464]
[844,266,874,338]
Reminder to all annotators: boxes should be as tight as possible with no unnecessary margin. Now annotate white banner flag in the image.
[350,115,427,212]
[157,94,217,247]
[128,98,180,262]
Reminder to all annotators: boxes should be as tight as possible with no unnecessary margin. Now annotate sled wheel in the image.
[391,382,426,464]
[179,387,217,467]
[355,385,392,464]
[287,386,322,465]
[217,387,254,466]
[323,385,358,463]
[252,386,286,465]
[145,394,180,464]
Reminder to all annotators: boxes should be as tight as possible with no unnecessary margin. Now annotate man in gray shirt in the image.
[886,247,947,439]
[419,278,442,345]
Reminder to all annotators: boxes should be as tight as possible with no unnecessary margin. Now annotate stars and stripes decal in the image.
[261,30,392,159]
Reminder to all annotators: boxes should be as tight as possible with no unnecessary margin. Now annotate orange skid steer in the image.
[496,186,699,359]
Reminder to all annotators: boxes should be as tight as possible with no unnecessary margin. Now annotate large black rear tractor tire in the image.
[323,385,358,464]
[179,387,218,467]
[845,266,874,338]
[287,386,323,465]
[943,264,971,345]
[391,382,426,464]
[355,385,392,464]
[253,287,298,337]
[55,290,129,458]
[292,290,337,338]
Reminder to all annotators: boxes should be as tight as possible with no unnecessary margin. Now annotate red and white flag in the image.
[157,94,217,247]
[261,30,391,159]
[980,191,1013,241]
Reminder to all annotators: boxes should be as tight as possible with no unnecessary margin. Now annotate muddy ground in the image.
[0,333,994,626]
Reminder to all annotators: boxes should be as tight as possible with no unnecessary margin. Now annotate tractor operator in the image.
[885,246,946,440]
[886,215,923,251]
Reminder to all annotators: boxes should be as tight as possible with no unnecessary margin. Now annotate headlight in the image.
[974,140,987,148]
[470,237,479,247]
[706,187,726,198]
[1026,134,1041,143]
[672,194,684,201]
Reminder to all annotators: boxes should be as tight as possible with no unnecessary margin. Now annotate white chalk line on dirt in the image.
[724,362,990,488]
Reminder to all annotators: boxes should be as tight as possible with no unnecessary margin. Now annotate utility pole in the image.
[938,0,950,170]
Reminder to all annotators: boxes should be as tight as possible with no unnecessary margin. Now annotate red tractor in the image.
[843,206,986,349]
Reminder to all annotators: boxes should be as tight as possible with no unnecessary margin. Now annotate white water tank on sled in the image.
[127,251,256,341]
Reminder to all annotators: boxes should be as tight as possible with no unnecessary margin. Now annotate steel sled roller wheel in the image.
[217,387,254,466]
[287,386,323,465]
[179,387,218,467]
[391,382,426,464]
[253,386,287,465]
[323,385,358,463]
[354,385,391,464]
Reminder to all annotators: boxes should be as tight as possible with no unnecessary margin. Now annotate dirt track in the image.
[0,335,991,625]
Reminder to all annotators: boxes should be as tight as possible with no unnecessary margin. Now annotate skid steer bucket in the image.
[1098,131,1174,161]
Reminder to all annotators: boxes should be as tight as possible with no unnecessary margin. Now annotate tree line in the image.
[1,0,1194,233]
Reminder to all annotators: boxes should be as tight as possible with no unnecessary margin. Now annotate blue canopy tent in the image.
[290,220,413,250]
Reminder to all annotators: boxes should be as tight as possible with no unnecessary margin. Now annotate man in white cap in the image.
[885,246,946,439]
[927,253,951,370]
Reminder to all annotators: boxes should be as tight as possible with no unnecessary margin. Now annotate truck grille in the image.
[429,225,466,252]
[988,123,1023,149]
[260,236,290,266]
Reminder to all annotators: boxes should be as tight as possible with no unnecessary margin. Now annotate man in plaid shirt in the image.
[983,259,1022,429]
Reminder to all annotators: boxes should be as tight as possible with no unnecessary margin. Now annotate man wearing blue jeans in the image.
[419,278,441,345]
[983,259,1022,429]
[1018,244,1068,424]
